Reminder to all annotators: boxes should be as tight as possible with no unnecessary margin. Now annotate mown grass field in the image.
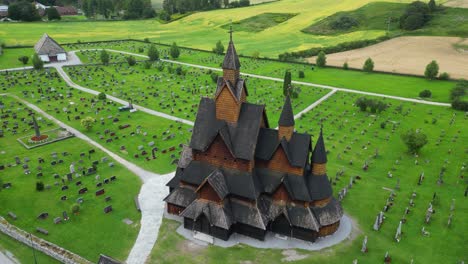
[0,69,193,174]
[65,54,330,122]
[0,232,60,263]
[149,92,468,264]
[0,95,142,262]
[0,0,422,57]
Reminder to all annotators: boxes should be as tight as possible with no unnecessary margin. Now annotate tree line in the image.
[82,0,155,19]
[161,0,249,20]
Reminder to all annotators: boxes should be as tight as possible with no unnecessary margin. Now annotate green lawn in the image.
[0,48,35,69]
[63,40,456,103]
[0,232,60,264]
[1,68,193,174]
[0,95,142,262]
[149,91,468,264]
[64,58,330,122]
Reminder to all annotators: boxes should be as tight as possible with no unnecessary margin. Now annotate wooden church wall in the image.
[257,147,303,175]
[216,86,239,123]
[193,136,253,171]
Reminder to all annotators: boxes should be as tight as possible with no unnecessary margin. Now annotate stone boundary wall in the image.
[0,217,92,264]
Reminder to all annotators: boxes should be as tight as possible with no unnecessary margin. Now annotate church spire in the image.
[311,126,327,175]
[278,95,295,141]
[222,26,241,84]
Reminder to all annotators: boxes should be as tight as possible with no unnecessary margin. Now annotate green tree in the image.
[213,40,224,55]
[47,7,61,20]
[419,89,432,98]
[170,42,180,59]
[32,54,44,70]
[283,71,292,96]
[363,58,374,72]
[424,60,439,80]
[98,92,106,100]
[8,1,41,21]
[36,181,44,191]
[355,97,369,111]
[401,129,428,154]
[316,51,326,67]
[125,0,143,19]
[428,0,436,12]
[100,50,110,65]
[81,116,96,130]
[126,56,136,66]
[343,62,349,70]
[147,45,159,61]
[298,70,305,78]
[400,1,430,30]
[18,56,29,65]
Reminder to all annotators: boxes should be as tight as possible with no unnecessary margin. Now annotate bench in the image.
[36,227,48,235]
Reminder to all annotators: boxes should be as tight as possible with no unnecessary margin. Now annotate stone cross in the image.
[32,115,41,138]
[361,236,368,253]
[395,221,402,242]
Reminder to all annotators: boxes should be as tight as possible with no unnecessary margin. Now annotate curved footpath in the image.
[7,94,171,264]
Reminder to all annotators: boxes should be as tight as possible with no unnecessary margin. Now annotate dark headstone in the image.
[104,205,113,214]
[96,189,105,196]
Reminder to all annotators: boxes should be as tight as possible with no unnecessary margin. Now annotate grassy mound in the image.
[222,13,297,32]
[303,2,468,36]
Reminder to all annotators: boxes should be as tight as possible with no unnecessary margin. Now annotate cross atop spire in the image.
[229,25,233,42]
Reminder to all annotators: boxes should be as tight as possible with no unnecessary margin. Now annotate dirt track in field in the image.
[443,0,468,8]
[308,36,468,79]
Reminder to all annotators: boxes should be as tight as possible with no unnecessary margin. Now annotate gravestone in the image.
[104,206,113,214]
[96,189,105,196]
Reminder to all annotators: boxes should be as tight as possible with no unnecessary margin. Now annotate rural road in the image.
[6,93,173,264]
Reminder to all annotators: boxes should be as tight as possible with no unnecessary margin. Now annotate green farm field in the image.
[0,95,142,262]
[0,0,423,57]
[149,92,468,264]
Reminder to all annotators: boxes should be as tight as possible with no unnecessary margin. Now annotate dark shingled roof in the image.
[222,40,241,70]
[190,98,265,160]
[215,77,247,101]
[255,128,311,168]
[98,254,122,264]
[164,187,196,207]
[311,128,327,164]
[166,167,183,188]
[278,96,295,127]
[231,199,267,230]
[311,197,343,226]
[307,174,333,200]
[181,200,233,229]
[34,34,65,56]
[197,170,229,200]
[256,168,311,201]
[287,206,320,231]
[177,160,262,200]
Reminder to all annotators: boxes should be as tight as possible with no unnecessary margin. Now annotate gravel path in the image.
[54,65,194,126]
[0,251,18,264]
[6,94,169,264]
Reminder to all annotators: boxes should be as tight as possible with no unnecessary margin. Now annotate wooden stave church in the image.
[164,35,343,242]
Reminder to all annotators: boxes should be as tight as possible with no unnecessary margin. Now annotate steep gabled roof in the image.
[311,127,327,164]
[196,170,229,200]
[215,77,247,102]
[306,174,332,200]
[164,187,196,207]
[34,34,65,56]
[190,98,265,160]
[255,128,311,168]
[181,199,233,229]
[222,40,241,70]
[230,198,267,230]
[278,96,295,127]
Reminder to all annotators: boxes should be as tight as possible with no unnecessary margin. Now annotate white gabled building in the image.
[34,34,67,62]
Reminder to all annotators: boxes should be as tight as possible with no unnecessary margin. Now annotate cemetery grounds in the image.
[0,40,467,263]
